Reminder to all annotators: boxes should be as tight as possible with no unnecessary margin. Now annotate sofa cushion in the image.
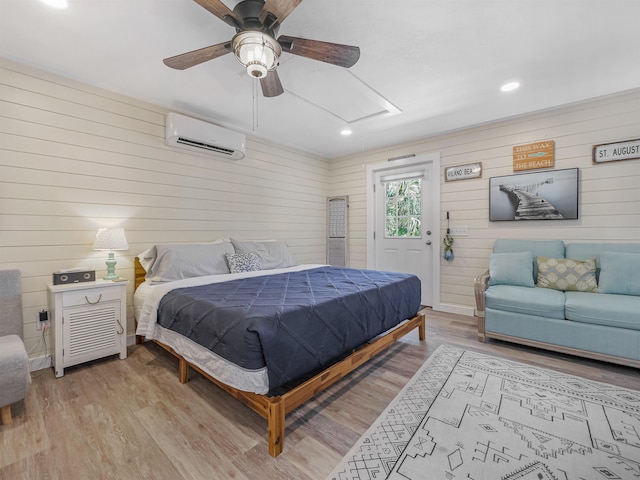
[485,308,640,362]
[488,251,534,287]
[565,242,640,280]
[536,256,598,292]
[493,239,565,279]
[598,251,640,296]
[493,239,566,258]
[485,285,565,319]
[565,291,640,331]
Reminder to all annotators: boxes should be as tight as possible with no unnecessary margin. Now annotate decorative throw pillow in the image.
[536,256,598,292]
[488,251,534,287]
[226,252,261,274]
[598,251,640,296]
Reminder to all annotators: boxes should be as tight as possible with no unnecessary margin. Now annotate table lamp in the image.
[93,227,128,280]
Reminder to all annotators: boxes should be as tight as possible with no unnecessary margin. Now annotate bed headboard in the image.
[134,257,146,290]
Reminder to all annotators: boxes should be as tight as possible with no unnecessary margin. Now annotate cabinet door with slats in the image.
[63,303,120,366]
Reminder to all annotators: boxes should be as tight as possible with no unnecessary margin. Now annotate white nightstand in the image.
[48,280,128,378]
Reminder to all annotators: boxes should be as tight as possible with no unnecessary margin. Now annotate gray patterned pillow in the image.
[536,256,598,292]
[226,252,261,274]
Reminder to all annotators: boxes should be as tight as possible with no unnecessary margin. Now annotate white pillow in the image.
[137,246,158,272]
[230,238,296,270]
[142,242,235,282]
[137,238,231,272]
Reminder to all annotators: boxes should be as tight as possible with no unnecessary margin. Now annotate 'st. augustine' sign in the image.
[593,138,640,164]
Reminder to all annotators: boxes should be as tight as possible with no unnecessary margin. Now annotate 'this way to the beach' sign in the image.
[513,140,555,171]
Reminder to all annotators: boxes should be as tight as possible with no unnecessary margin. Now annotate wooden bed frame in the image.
[134,258,426,457]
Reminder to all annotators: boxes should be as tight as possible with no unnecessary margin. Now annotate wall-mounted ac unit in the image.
[165,112,246,160]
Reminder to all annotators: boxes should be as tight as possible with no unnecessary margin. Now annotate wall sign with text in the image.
[593,138,640,164]
[445,162,482,182]
[513,141,555,171]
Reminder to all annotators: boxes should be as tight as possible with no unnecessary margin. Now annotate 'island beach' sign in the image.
[445,162,482,182]
[593,138,640,164]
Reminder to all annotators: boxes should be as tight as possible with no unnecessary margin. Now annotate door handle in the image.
[426,241,432,245]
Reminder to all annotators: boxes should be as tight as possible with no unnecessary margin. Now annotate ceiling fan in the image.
[163,0,361,97]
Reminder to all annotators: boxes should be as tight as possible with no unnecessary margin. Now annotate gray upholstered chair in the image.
[0,269,31,425]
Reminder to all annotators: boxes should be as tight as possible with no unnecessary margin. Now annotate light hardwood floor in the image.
[2,309,639,479]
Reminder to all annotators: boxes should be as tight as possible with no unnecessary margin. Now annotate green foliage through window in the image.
[385,179,421,237]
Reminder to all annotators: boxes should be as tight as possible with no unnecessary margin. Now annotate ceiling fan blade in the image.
[193,0,242,28]
[260,71,284,97]
[163,42,232,70]
[259,0,302,28]
[278,35,360,68]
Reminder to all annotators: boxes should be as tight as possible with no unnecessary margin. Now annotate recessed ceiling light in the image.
[340,129,353,136]
[40,0,68,8]
[501,82,520,92]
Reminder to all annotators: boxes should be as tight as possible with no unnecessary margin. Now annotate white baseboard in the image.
[433,303,475,317]
[30,334,139,372]
[30,354,52,372]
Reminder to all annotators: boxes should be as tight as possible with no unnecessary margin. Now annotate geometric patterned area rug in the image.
[326,344,640,480]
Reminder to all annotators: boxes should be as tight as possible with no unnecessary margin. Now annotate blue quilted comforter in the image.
[156,266,421,394]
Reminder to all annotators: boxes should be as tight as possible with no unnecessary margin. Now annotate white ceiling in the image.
[1,0,639,159]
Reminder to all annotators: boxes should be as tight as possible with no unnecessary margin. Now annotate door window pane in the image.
[385,179,421,237]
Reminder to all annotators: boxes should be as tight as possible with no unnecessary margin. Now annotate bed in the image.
[134,239,425,457]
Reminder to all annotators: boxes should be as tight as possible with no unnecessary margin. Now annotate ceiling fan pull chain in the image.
[253,78,259,131]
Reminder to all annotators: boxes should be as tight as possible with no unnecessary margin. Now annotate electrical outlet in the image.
[449,226,468,237]
[36,310,50,331]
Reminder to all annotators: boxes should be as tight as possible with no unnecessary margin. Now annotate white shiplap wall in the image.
[0,57,330,362]
[330,89,640,314]
[3,53,639,362]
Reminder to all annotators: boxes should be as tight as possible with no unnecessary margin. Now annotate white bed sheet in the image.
[134,264,326,394]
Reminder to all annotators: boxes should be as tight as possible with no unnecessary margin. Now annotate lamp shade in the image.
[93,228,129,251]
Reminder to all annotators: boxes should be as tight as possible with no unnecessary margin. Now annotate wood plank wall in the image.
[330,89,640,314]
[2,53,639,363]
[0,57,330,363]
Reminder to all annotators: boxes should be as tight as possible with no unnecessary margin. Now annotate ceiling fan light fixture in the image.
[232,31,281,79]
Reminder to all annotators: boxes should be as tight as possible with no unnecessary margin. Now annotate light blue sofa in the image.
[475,239,640,368]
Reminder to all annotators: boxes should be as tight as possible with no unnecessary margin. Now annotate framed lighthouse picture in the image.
[489,168,579,221]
